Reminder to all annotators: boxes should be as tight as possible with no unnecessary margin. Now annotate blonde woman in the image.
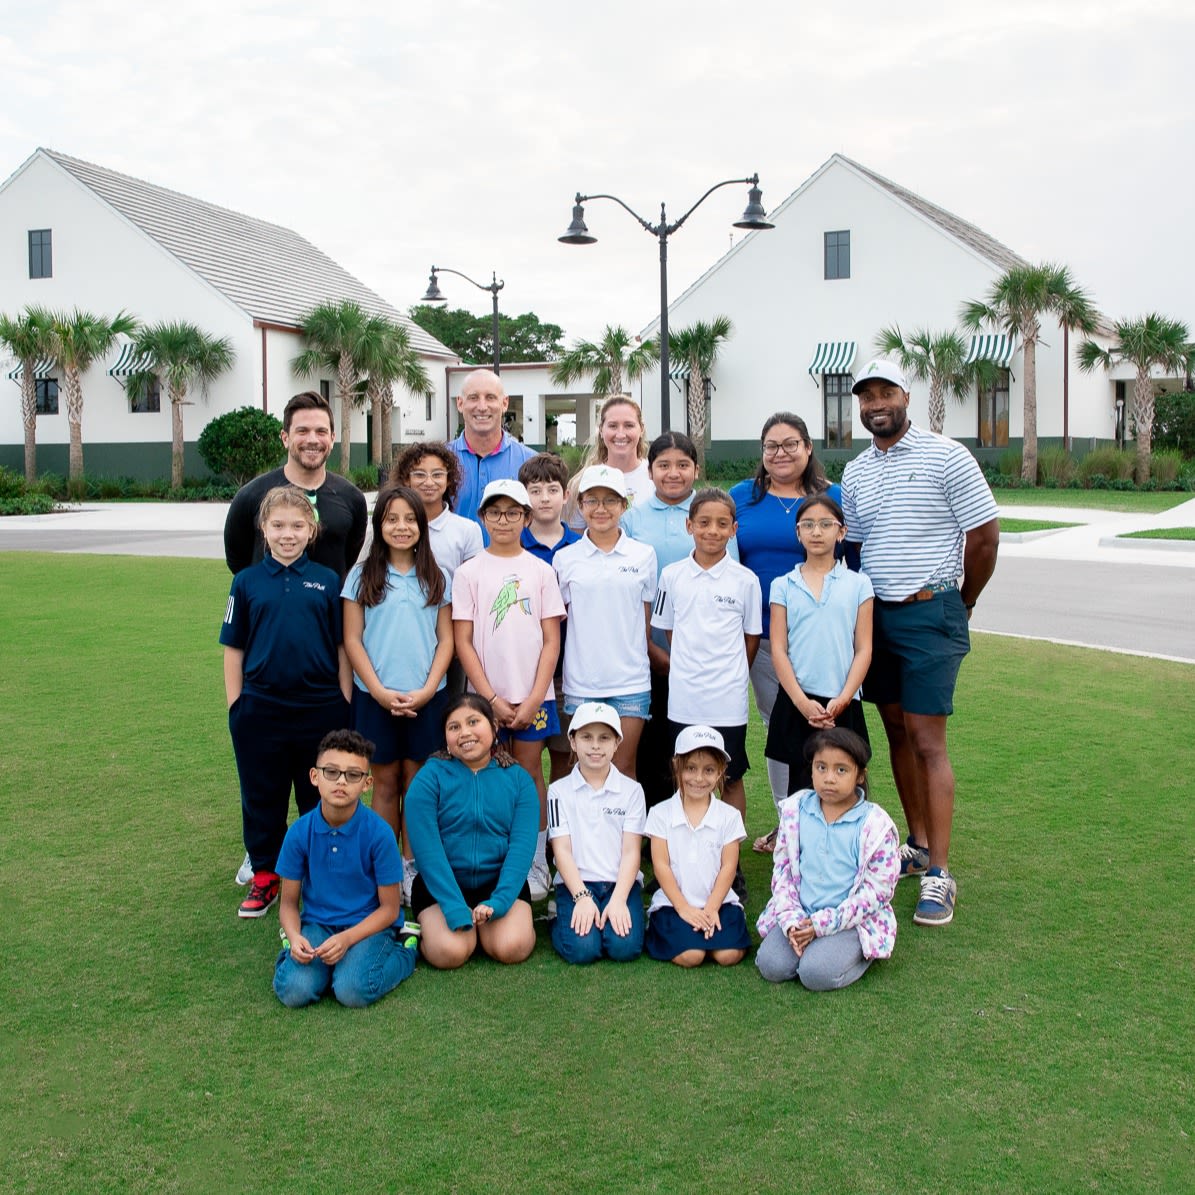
[566,395,654,528]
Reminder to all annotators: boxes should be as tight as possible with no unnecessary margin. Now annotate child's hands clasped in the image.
[678,901,719,938]
[289,933,317,964]
[797,695,835,728]
[472,903,494,926]
[787,919,815,957]
[313,931,353,965]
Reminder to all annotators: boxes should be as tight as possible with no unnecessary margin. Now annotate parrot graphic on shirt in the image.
[490,574,532,630]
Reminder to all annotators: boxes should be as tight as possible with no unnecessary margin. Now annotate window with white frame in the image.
[823,372,853,448]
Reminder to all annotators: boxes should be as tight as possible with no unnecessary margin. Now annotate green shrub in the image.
[197,407,285,484]
[1079,446,1134,484]
[0,465,25,500]
[1152,390,1195,457]
[29,472,66,498]
[998,448,1023,477]
[1036,446,1075,487]
[703,457,759,482]
[0,492,55,515]
[346,465,381,492]
[1151,448,1184,487]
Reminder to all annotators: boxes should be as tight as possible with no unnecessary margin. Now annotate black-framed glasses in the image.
[482,506,525,523]
[580,495,625,510]
[797,518,841,532]
[317,766,368,783]
[761,438,805,457]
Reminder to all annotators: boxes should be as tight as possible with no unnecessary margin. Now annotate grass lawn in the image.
[998,517,1081,533]
[1117,527,1195,541]
[2,554,1193,1194]
[991,488,1190,513]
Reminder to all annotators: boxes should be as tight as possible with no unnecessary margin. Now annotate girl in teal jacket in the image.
[405,695,539,968]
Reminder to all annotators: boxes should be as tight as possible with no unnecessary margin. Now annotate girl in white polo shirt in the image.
[547,702,647,964]
[553,465,658,780]
[651,488,762,823]
[765,494,873,801]
[643,726,751,967]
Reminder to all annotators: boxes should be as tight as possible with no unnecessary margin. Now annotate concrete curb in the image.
[1098,535,1195,553]
[999,528,1074,544]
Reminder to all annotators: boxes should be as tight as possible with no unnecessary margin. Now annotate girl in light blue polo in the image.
[765,495,873,797]
[343,485,454,894]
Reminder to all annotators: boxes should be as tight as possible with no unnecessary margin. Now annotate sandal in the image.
[752,827,778,854]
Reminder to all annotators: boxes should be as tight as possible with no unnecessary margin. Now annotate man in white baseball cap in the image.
[841,358,999,929]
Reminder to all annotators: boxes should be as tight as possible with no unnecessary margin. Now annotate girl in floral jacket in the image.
[756,728,898,990]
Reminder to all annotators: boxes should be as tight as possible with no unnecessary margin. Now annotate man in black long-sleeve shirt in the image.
[223,391,367,582]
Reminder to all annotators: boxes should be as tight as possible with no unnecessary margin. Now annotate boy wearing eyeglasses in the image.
[451,479,565,899]
[273,729,416,1008]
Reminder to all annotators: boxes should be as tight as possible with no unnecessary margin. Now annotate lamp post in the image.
[420,267,505,374]
[558,174,773,429]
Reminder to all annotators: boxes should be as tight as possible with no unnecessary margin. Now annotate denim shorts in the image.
[563,690,652,719]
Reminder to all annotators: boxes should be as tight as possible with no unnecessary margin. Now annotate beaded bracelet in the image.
[574,888,594,903]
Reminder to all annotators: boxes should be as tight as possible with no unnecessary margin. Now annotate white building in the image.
[633,154,1154,463]
[0,148,457,479]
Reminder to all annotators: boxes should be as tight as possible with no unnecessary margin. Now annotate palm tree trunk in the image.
[687,356,706,475]
[64,368,85,482]
[927,377,946,434]
[20,367,37,485]
[1021,337,1038,484]
[1132,368,1154,485]
[171,382,186,489]
[380,383,395,470]
[369,391,382,467]
[337,351,354,474]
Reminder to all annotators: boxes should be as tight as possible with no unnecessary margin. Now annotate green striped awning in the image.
[964,334,1016,367]
[668,363,691,380]
[108,342,157,377]
[807,341,857,376]
[6,358,55,383]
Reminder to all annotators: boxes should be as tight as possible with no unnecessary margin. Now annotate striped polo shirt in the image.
[840,423,997,601]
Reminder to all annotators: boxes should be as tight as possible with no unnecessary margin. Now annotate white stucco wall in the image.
[637,158,1105,449]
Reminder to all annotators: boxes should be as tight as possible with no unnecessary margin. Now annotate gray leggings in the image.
[755,926,871,991]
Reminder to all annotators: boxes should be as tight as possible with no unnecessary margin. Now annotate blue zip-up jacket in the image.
[405,755,539,930]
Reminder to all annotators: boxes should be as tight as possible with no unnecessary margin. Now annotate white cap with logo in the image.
[569,701,623,738]
[672,724,731,762]
[479,478,531,509]
[577,464,629,498]
[852,358,910,395]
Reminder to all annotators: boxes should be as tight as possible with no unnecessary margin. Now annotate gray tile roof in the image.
[837,155,1029,273]
[40,148,454,358]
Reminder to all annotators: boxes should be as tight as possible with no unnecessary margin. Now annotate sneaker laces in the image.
[919,872,953,905]
[898,841,926,863]
[247,875,277,901]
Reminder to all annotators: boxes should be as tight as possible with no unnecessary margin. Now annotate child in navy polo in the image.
[221,485,352,919]
[518,452,580,783]
[273,729,416,1008]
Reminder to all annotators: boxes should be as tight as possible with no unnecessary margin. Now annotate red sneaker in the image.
[237,871,280,919]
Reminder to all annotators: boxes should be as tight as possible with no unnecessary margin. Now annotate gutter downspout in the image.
[261,325,268,412]
[1063,323,1069,450]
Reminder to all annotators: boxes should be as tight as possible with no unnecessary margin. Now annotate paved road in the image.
[972,556,1194,663]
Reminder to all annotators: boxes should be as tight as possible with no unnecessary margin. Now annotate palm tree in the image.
[293,300,374,472]
[961,263,1096,484]
[1077,314,1194,485]
[0,306,55,484]
[131,322,235,487]
[670,316,734,474]
[359,319,431,470]
[550,325,659,397]
[875,325,997,434]
[45,308,139,482]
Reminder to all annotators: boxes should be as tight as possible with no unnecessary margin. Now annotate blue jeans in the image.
[550,880,644,964]
[273,923,415,1008]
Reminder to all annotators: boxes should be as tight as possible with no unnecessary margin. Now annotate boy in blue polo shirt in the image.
[273,730,416,1008]
[221,485,352,919]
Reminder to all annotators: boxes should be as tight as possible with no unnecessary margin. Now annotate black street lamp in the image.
[420,267,505,374]
[558,174,773,429]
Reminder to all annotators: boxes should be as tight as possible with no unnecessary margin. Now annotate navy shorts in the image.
[410,874,532,919]
[645,903,751,960]
[351,686,448,765]
[865,589,970,716]
[498,698,561,744]
[666,719,750,783]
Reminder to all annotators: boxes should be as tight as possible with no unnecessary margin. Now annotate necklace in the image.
[771,490,802,515]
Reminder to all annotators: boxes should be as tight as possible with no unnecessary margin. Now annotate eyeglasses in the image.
[762,438,806,457]
[580,496,625,510]
[797,519,841,532]
[408,470,448,482]
[317,766,368,783]
[482,506,526,523]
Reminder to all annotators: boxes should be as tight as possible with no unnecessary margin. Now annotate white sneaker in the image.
[235,852,253,886]
[402,857,418,906]
[527,858,551,902]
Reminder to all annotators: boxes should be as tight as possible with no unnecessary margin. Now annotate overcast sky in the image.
[3,0,1191,346]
